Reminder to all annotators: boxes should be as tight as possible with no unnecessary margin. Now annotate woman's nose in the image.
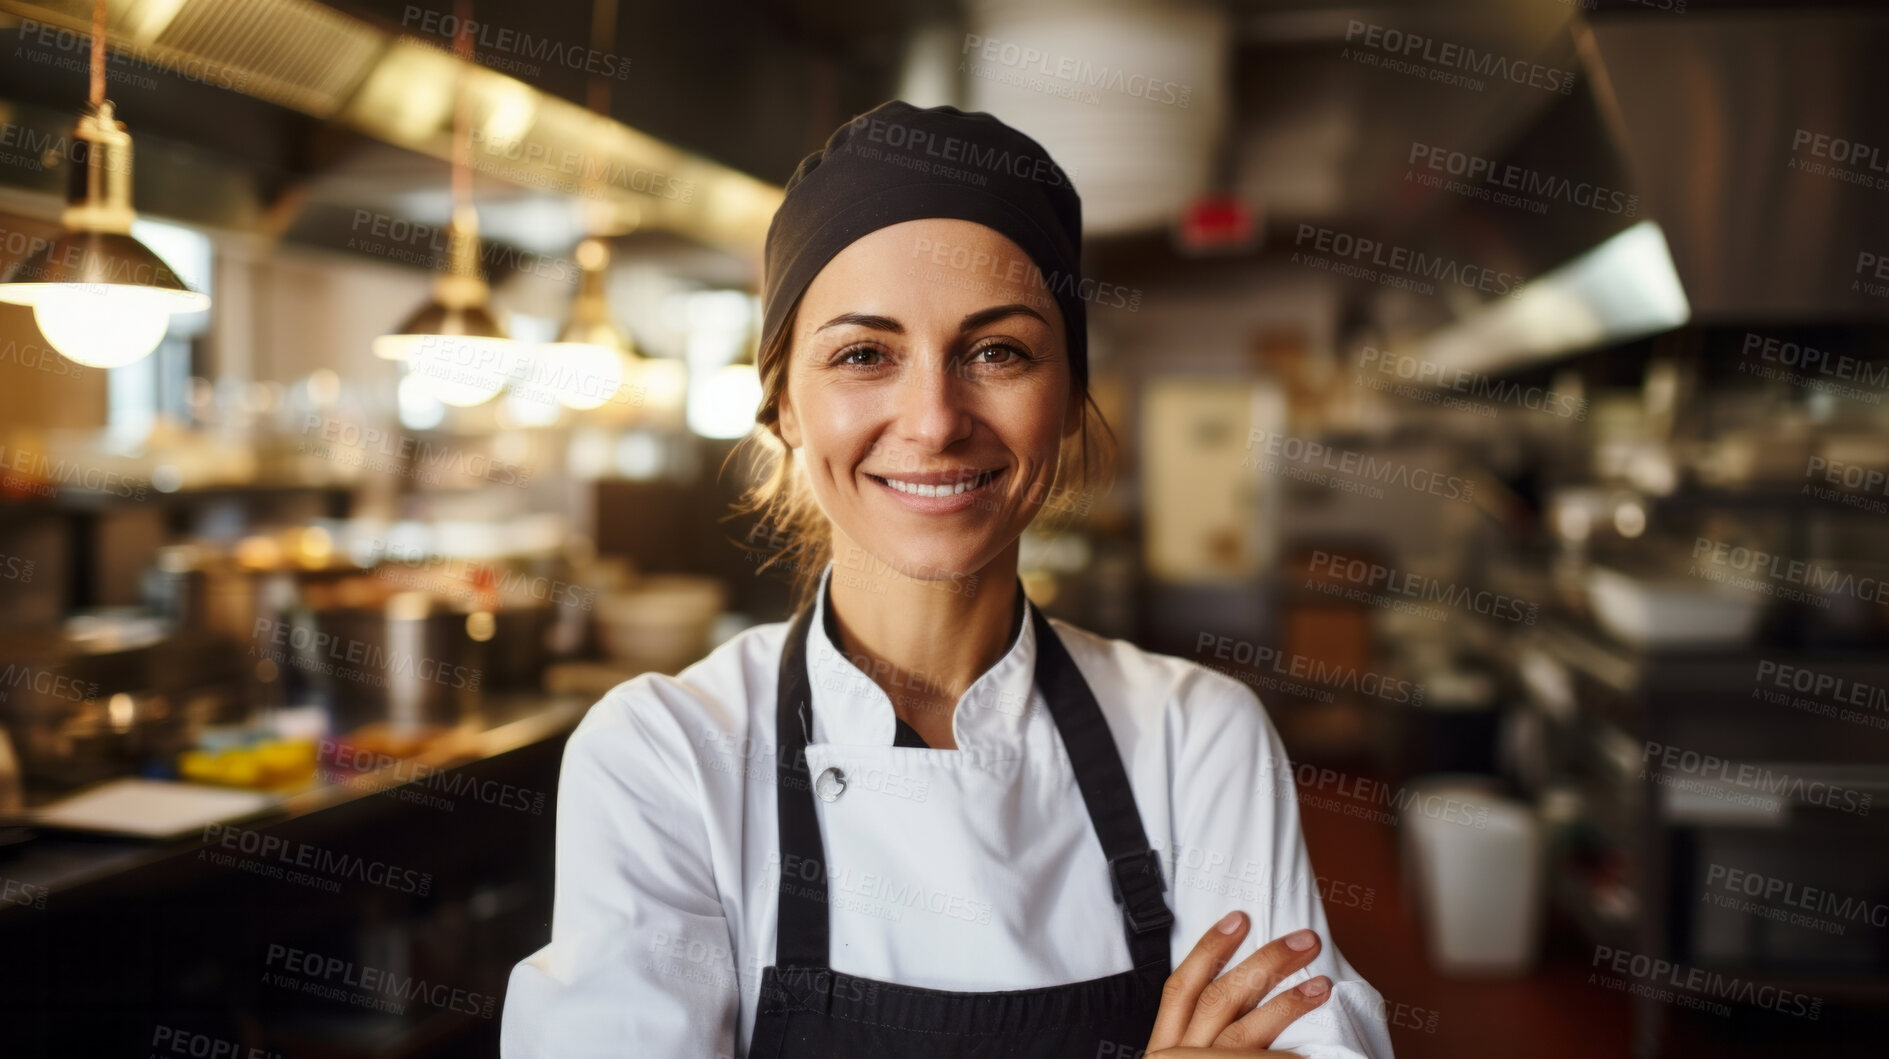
[893,366,972,450]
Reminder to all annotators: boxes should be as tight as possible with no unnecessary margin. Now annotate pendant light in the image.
[372,0,520,408]
[0,0,209,368]
[532,0,636,413]
[540,237,630,410]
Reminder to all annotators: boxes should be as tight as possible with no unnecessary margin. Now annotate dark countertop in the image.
[0,693,590,910]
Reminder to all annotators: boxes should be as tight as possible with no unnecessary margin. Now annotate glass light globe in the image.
[396,373,448,430]
[538,341,626,410]
[689,363,762,439]
[633,357,688,415]
[405,334,524,407]
[23,284,202,368]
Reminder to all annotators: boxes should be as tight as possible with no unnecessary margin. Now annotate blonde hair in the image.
[725,296,1116,611]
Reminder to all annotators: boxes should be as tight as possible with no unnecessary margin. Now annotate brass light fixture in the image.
[0,0,209,369]
[372,0,519,408]
[541,237,632,410]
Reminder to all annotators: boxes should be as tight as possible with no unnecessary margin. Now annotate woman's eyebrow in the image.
[813,303,1048,335]
[961,303,1048,331]
[815,312,903,334]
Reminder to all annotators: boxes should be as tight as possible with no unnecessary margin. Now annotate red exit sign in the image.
[1175,194,1260,254]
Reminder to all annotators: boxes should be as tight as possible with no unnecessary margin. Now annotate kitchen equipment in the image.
[484,605,557,691]
[304,593,483,734]
[0,616,236,791]
[596,576,726,674]
[1404,780,1544,977]
[1583,565,1765,649]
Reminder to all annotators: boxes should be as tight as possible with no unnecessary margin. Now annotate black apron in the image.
[747,591,1175,1058]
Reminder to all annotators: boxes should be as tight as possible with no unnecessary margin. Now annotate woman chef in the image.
[502,100,1396,1059]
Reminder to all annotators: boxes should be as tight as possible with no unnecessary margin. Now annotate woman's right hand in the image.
[1144,910,1333,1057]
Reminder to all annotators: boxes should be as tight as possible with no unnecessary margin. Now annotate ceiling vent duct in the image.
[961,0,1229,237]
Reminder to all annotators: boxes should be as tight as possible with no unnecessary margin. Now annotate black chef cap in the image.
[760,100,1087,391]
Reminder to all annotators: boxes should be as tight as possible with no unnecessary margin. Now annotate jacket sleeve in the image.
[1165,674,1400,1059]
[502,689,740,1059]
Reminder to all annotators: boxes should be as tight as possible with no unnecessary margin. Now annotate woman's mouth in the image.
[864,468,1004,512]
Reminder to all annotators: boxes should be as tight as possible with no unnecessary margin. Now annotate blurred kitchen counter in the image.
[0,692,590,903]
[0,692,593,1058]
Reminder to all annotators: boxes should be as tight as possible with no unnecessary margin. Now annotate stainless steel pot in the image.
[293,595,484,735]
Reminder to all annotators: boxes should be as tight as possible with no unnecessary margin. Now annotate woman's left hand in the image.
[1144,909,1333,1056]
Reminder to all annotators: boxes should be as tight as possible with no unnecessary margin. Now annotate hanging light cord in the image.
[451,0,472,214]
[89,0,106,109]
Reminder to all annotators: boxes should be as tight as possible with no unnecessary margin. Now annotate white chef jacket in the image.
[502,567,1397,1058]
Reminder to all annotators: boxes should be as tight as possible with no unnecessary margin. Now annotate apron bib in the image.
[747,594,1175,1058]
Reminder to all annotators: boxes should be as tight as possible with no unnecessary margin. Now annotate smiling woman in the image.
[501,101,1396,1059]
[738,216,1111,614]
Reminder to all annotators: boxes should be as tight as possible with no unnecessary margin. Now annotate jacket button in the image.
[814,767,847,802]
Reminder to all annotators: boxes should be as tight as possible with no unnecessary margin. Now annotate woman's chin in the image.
[836,539,1000,592]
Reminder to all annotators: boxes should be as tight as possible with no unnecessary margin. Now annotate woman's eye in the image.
[837,346,884,367]
[973,343,1027,366]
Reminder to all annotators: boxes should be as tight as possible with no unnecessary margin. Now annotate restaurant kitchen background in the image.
[1,0,1887,1055]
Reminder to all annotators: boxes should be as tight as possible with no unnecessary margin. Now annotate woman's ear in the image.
[1061,386,1083,440]
[778,387,803,448]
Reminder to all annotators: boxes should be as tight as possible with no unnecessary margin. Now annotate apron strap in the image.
[770,577,1175,973]
[771,602,831,968]
[1028,603,1175,971]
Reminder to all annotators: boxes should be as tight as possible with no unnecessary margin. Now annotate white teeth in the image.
[882,472,989,497]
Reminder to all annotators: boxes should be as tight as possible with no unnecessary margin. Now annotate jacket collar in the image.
[802,561,1039,754]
